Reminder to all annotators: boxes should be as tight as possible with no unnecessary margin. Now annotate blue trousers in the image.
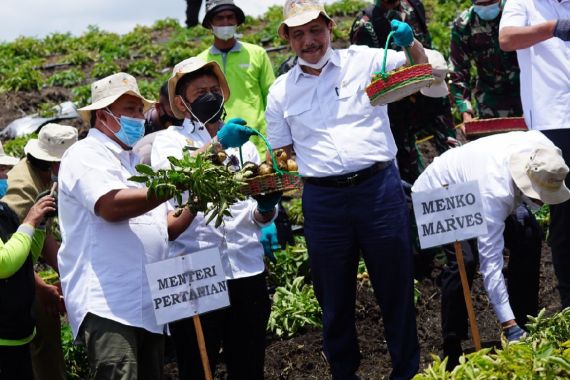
[302,163,420,380]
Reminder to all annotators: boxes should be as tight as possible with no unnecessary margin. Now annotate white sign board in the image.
[145,247,230,325]
[412,181,488,249]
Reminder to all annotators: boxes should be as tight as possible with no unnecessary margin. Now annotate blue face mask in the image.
[473,2,501,21]
[105,110,145,148]
[0,179,8,198]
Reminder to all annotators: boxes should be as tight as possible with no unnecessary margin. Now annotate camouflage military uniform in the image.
[350,0,455,184]
[449,4,522,118]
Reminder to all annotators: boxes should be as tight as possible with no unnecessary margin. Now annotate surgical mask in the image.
[213,25,237,41]
[104,110,146,148]
[473,2,501,21]
[0,179,7,197]
[181,92,225,126]
[298,46,334,70]
[521,194,542,212]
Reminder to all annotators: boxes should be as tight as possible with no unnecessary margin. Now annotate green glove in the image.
[390,20,414,47]
[216,118,256,149]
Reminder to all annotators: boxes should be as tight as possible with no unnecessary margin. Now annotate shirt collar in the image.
[88,128,136,166]
[209,41,242,55]
[293,49,340,83]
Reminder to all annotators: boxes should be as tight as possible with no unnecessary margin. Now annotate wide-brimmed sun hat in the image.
[167,57,230,119]
[203,0,246,28]
[278,0,336,40]
[509,146,570,205]
[420,49,450,98]
[24,123,78,162]
[0,141,20,166]
[77,72,155,123]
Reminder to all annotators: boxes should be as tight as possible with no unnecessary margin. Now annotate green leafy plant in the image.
[61,323,90,380]
[37,102,58,118]
[130,150,246,228]
[63,50,95,66]
[71,84,92,108]
[268,237,311,287]
[1,62,44,91]
[90,59,120,79]
[47,69,84,88]
[282,198,304,225]
[3,133,37,158]
[268,276,322,338]
[127,59,158,78]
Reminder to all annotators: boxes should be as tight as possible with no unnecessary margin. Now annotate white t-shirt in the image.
[266,45,407,177]
[500,0,570,129]
[151,120,267,280]
[412,130,556,322]
[58,129,169,338]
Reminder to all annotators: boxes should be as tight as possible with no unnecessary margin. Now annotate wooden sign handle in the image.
[454,241,481,351]
[193,315,213,380]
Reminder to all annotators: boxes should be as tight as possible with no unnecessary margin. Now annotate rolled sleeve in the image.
[500,0,528,30]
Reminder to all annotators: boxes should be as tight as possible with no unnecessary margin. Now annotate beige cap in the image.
[0,141,20,166]
[77,72,155,123]
[509,146,570,205]
[24,123,78,162]
[420,49,449,98]
[278,0,335,40]
[167,57,230,119]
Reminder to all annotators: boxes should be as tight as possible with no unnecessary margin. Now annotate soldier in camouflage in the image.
[449,0,522,123]
[350,0,456,184]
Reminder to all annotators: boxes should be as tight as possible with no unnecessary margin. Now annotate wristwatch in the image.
[408,39,416,48]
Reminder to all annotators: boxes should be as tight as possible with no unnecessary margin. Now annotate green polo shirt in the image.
[198,41,275,135]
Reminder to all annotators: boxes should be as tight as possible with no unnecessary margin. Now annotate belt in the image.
[303,161,391,188]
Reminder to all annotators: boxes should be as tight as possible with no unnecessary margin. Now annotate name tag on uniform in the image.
[239,63,250,69]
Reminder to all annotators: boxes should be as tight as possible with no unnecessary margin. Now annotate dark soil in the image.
[163,242,561,380]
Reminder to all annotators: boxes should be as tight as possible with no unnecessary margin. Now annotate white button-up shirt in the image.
[412,130,556,323]
[151,120,266,280]
[266,45,407,177]
[58,129,169,338]
[500,0,570,130]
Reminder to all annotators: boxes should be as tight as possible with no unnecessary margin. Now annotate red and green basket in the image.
[366,31,434,106]
[239,130,303,196]
[464,117,528,139]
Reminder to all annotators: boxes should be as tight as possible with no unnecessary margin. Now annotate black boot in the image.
[442,337,462,371]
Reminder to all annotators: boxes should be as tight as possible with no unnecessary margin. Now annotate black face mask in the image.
[190,92,224,125]
[159,111,184,127]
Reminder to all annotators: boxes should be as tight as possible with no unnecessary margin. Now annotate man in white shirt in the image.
[150,57,279,380]
[57,73,198,380]
[265,1,429,378]
[499,0,570,310]
[412,131,570,364]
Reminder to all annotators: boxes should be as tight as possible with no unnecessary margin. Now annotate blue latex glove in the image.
[504,324,525,342]
[390,20,414,47]
[260,223,280,263]
[255,192,282,213]
[216,118,256,149]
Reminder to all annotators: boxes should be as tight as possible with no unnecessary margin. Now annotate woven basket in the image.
[366,63,434,106]
[241,172,303,196]
[464,117,528,139]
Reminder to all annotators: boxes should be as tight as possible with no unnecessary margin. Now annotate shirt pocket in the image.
[336,80,373,119]
[283,99,314,141]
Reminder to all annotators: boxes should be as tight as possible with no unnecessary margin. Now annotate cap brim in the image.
[77,90,155,124]
[278,11,335,39]
[24,140,62,162]
[0,156,20,166]
[168,61,230,120]
[509,151,570,205]
[420,80,449,98]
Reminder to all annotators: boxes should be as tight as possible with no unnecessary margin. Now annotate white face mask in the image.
[298,46,334,70]
[213,25,237,41]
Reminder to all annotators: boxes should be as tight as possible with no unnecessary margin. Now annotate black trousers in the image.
[169,273,271,380]
[441,206,542,340]
[541,129,570,309]
[186,0,202,27]
[0,344,33,380]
